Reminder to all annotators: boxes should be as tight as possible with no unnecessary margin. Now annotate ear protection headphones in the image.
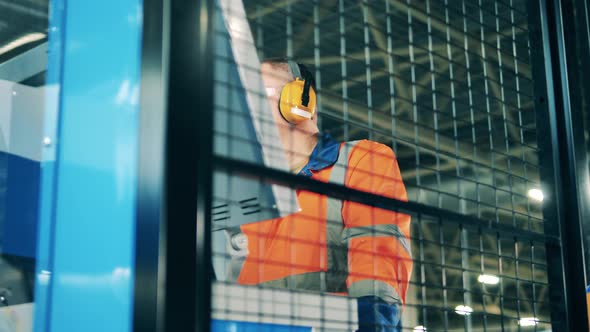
[278,61,317,125]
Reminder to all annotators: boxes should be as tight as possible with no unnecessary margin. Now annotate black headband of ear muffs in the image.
[287,60,311,107]
[287,60,302,79]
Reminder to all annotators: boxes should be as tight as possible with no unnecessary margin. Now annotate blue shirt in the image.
[298,133,341,177]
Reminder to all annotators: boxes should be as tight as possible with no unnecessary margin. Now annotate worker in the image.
[234,59,413,332]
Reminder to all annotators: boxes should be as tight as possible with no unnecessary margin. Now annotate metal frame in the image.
[133,0,214,331]
[527,0,572,329]
[556,0,590,289]
[133,0,169,330]
[210,0,587,331]
[215,156,556,244]
[161,0,214,329]
[32,1,65,330]
[540,0,590,330]
[130,0,590,331]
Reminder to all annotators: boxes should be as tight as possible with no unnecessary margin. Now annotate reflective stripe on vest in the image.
[348,279,401,305]
[342,224,412,258]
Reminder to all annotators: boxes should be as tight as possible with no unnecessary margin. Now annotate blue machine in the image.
[0,81,44,260]
[32,0,142,331]
[212,320,311,332]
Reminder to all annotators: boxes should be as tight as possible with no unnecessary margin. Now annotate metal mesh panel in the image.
[211,0,555,331]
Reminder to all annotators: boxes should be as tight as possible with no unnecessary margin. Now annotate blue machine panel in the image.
[0,78,46,261]
[33,0,142,331]
[3,153,40,258]
[212,320,312,332]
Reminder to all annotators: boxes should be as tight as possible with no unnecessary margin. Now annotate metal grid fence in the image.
[211,0,557,331]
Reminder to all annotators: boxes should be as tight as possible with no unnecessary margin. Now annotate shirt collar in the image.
[298,133,341,177]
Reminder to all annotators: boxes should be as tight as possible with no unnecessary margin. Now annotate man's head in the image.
[260,59,319,134]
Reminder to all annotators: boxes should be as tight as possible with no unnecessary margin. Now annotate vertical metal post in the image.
[552,0,590,329]
[133,0,214,331]
[528,0,570,329]
[162,0,214,330]
[556,0,590,285]
[546,0,590,329]
[133,0,169,330]
[33,0,64,330]
[528,0,590,330]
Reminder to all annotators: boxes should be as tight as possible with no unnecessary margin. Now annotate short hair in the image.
[262,58,317,92]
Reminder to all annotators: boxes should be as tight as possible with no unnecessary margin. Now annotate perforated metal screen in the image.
[210,0,557,331]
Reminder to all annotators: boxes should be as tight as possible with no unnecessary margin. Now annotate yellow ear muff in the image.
[279,78,317,125]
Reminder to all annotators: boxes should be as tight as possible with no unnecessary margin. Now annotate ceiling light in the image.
[477,274,500,285]
[413,326,427,332]
[518,317,539,327]
[528,188,544,202]
[454,305,473,316]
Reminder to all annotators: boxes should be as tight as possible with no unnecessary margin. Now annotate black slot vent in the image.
[212,203,230,222]
[239,197,261,216]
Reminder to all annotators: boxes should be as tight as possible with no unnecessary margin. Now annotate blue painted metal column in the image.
[34,0,143,331]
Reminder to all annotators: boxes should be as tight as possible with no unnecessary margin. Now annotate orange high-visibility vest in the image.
[238,139,413,305]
